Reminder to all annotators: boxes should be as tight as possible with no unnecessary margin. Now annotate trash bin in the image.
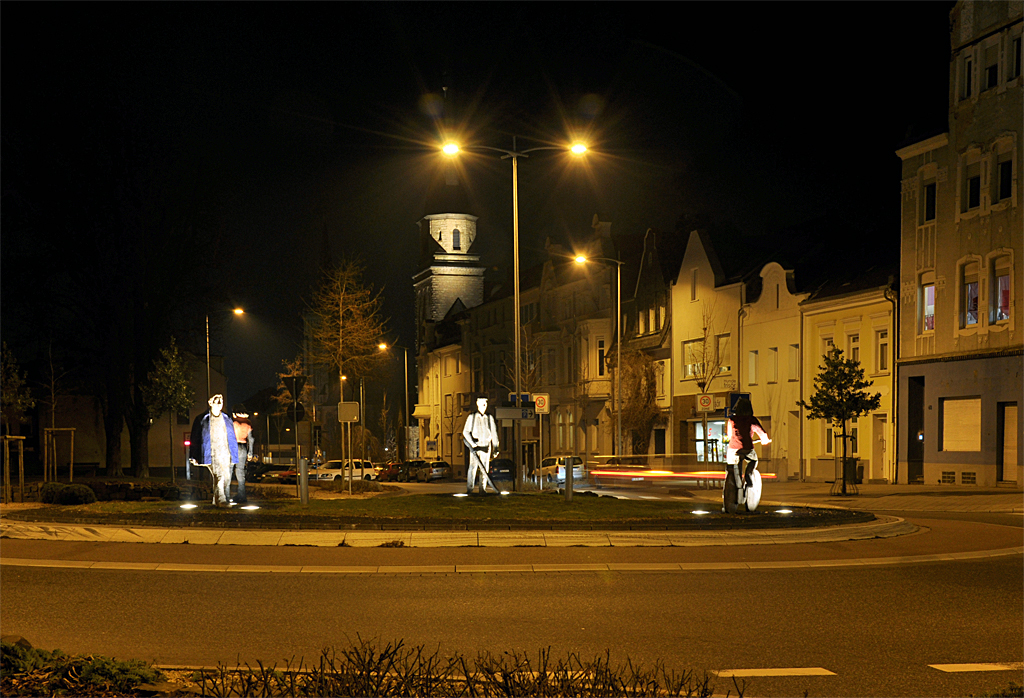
[843,458,860,485]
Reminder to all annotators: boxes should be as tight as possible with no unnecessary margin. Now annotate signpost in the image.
[697,394,714,412]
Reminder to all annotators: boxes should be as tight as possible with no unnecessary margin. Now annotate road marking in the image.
[929,663,1024,673]
[716,667,836,677]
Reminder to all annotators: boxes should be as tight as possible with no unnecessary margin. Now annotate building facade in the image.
[896,0,1022,487]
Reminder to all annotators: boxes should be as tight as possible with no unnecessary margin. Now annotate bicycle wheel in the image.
[723,475,740,514]
[745,469,762,511]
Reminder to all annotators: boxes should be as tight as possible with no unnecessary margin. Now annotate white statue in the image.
[188,394,239,507]
[462,395,500,494]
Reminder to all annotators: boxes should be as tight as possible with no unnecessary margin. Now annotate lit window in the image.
[992,257,1012,322]
[716,334,731,373]
[941,397,982,452]
[453,229,461,250]
[683,340,702,379]
[962,262,979,327]
[922,284,935,332]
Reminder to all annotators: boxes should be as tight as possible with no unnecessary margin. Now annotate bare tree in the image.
[683,302,725,464]
[617,349,662,455]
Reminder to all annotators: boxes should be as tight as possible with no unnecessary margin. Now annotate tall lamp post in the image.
[206,307,245,400]
[575,255,623,456]
[379,343,409,461]
[442,139,587,483]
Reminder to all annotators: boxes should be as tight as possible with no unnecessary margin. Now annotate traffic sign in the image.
[287,403,306,422]
[338,401,360,422]
[727,392,751,417]
[697,394,714,412]
[534,393,550,414]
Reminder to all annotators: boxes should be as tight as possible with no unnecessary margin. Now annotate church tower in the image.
[412,162,486,349]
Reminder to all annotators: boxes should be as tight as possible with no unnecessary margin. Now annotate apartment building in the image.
[896,0,1022,486]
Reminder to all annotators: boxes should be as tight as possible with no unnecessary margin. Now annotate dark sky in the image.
[3,2,954,405]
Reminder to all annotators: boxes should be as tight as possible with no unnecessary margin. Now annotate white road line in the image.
[715,668,836,677]
[929,663,1024,673]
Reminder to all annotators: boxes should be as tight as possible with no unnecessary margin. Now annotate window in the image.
[683,340,702,379]
[962,262,980,327]
[766,347,778,383]
[822,336,834,358]
[848,334,860,363]
[598,339,606,377]
[823,421,833,455]
[748,350,758,385]
[557,411,564,449]
[941,397,982,451]
[965,161,981,210]
[850,418,859,455]
[962,54,973,99]
[789,344,800,381]
[1010,37,1022,81]
[922,283,935,331]
[996,154,1013,203]
[876,330,889,372]
[452,229,461,250]
[716,334,731,373]
[922,181,937,222]
[992,257,1011,322]
[983,44,999,90]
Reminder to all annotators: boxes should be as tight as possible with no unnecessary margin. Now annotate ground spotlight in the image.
[453,493,468,498]
[180,503,198,510]
[692,510,709,515]
[776,509,793,514]
[500,491,510,495]
[241,505,260,511]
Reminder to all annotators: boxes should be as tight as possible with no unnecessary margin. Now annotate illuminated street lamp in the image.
[575,254,623,456]
[206,307,245,400]
[443,138,587,483]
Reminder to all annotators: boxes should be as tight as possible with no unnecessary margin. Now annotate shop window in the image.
[695,420,726,462]
[940,397,982,451]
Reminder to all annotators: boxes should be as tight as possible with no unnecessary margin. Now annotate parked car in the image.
[247,461,289,482]
[309,459,377,482]
[538,456,585,483]
[377,462,407,482]
[416,460,451,482]
[488,458,514,482]
[401,460,427,483]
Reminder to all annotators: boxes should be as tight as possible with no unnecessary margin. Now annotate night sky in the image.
[2,2,953,406]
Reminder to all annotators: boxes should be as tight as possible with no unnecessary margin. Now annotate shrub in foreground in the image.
[1,640,162,696]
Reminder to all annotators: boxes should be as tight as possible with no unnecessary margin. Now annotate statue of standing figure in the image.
[189,394,239,507]
[462,395,500,494]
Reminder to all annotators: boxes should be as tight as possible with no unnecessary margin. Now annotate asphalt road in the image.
[2,513,1021,697]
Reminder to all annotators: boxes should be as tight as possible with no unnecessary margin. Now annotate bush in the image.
[38,482,64,504]
[319,478,382,494]
[1,640,163,696]
[55,483,97,505]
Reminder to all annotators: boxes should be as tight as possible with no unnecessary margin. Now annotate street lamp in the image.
[206,307,245,400]
[443,138,587,482]
[379,343,410,460]
[575,255,623,456]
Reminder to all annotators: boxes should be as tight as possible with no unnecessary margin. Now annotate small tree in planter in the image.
[798,346,880,495]
[142,339,195,482]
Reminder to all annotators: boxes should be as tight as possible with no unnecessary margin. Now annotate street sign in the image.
[287,403,305,422]
[283,375,307,396]
[338,402,360,422]
[495,406,535,420]
[534,393,550,414]
[508,392,531,405]
[697,394,714,412]
[727,392,751,417]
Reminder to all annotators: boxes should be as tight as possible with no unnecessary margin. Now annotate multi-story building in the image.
[799,269,897,483]
[896,0,1022,487]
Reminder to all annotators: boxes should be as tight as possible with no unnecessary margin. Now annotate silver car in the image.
[417,460,452,482]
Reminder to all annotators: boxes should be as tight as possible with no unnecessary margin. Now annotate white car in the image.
[308,459,377,482]
[538,456,585,483]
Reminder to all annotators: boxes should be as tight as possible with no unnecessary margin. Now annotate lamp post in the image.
[206,307,245,401]
[443,139,587,484]
[575,255,623,457]
[379,343,409,461]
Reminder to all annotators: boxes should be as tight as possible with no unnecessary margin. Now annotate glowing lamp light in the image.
[570,143,587,155]
[453,493,468,498]
[233,308,245,315]
[442,142,460,156]
[575,255,587,264]
[183,439,191,447]
[241,505,260,511]
[776,509,793,514]
[500,491,510,496]
[692,510,709,515]
[180,503,198,510]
